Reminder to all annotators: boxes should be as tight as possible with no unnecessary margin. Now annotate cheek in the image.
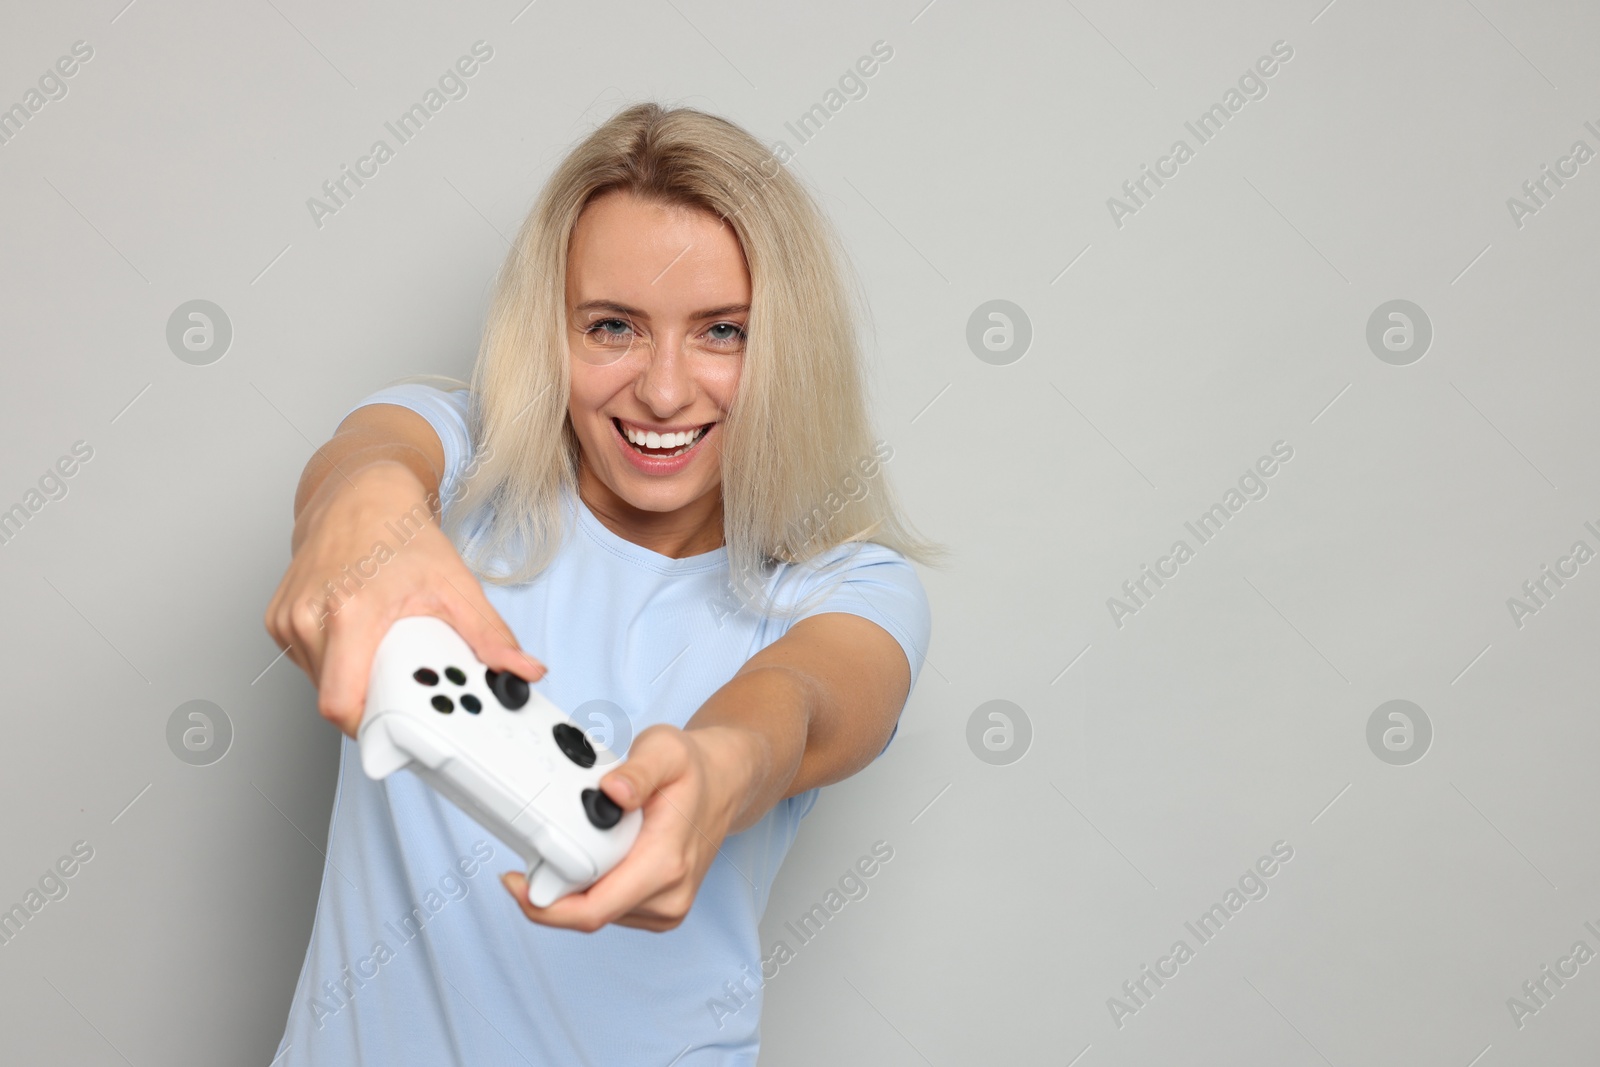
[567,364,620,412]
[703,364,743,408]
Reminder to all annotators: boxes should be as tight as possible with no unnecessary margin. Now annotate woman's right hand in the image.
[263,459,547,739]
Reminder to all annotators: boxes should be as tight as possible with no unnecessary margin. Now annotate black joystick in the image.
[582,788,624,830]
[485,668,529,710]
[552,723,597,768]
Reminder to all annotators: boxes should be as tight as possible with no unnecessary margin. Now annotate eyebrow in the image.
[573,299,750,320]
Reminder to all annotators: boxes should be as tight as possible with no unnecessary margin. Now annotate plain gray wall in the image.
[2,0,1597,1063]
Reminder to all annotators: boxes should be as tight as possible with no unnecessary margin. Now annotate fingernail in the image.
[607,779,633,805]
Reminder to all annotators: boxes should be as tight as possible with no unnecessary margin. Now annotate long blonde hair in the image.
[415,101,947,618]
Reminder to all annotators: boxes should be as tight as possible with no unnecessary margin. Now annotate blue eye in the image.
[706,322,747,346]
[580,317,746,353]
[586,318,633,342]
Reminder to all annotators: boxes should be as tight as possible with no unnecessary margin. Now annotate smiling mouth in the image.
[613,418,715,458]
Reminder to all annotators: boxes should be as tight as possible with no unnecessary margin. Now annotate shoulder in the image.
[342,380,475,495]
[778,539,923,595]
[343,381,471,428]
[767,539,932,678]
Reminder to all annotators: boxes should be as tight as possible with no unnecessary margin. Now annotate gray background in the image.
[1,0,1596,1063]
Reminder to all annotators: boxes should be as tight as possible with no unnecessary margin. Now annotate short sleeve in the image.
[778,542,933,765]
[339,383,473,502]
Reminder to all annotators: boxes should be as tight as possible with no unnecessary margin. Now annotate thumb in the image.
[601,726,688,811]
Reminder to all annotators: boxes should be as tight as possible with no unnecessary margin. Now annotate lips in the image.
[614,418,712,456]
[609,417,716,474]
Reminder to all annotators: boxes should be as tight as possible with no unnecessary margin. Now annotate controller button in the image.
[553,723,597,768]
[413,668,439,686]
[485,669,529,710]
[444,666,467,686]
[581,788,623,830]
[431,695,454,714]
[461,694,482,714]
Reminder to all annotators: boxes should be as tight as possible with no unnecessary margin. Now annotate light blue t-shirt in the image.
[273,384,931,1066]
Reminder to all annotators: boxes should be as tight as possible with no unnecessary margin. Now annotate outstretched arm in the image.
[501,610,911,932]
[265,402,546,736]
[684,610,914,829]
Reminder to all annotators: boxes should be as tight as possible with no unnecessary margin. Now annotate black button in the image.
[582,788,623,830]
[431,695,453,714]
[552,723,597,768]
[413,668,439,686]
[485,669,529,710]
[444,666,467,686]
[460,694,482,714]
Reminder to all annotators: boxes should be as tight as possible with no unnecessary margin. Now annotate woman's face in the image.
[564,189,748,521]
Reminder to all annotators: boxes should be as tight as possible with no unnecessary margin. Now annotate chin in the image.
[615,479,710,512]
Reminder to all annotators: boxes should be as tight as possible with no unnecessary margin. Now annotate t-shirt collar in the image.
[562,484,729,575]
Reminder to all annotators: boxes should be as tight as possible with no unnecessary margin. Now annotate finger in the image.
[505,881,689,933]
[266,605,306,679]
[313,612,389,735]
[280,597,330,684]
[280,639,310,679]
[500,825,691,932]
[529,778,710,929]
[499,871,652,933]
[600,726,690,811]
[438,576,548,682]
[608,911,682,933]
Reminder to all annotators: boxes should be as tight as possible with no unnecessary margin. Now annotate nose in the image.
[633,331,695,415]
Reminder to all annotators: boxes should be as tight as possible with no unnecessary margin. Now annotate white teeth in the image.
[621,423,705,452]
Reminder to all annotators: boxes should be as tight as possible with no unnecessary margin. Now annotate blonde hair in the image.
[410,101,947,618]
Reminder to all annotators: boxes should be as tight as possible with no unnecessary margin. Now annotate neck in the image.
[576,462,725,560]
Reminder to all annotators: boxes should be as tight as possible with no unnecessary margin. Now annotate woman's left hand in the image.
[500,722,763,932]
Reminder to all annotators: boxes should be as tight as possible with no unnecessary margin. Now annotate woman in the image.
[265,102,944,1065]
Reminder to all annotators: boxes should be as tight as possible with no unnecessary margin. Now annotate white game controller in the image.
[357,615,642,907]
